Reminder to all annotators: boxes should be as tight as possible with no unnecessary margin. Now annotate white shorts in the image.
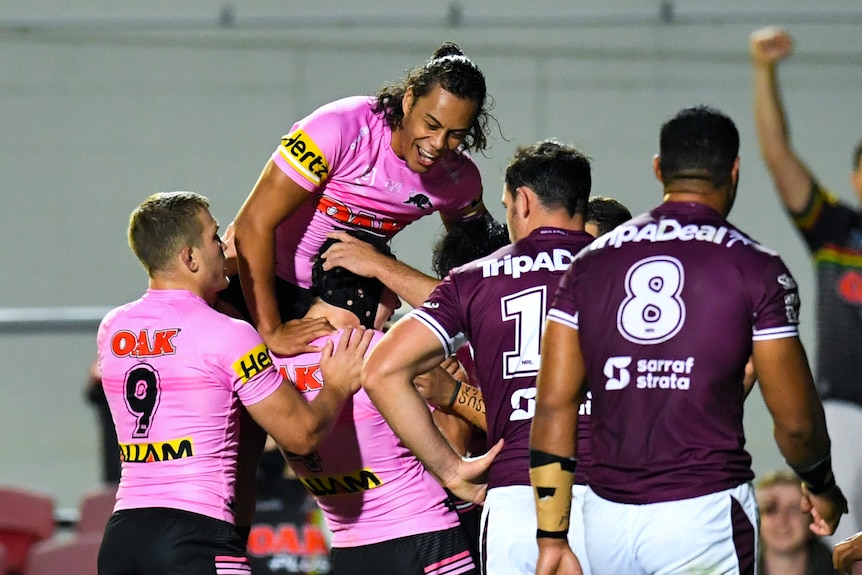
[584,483,758,575]
[480,484,590,575]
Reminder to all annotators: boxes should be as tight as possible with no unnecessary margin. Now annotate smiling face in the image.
[758,482,811,555]
[391,84,478,174]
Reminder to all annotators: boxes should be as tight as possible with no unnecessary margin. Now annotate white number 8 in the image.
[617,256,685,344]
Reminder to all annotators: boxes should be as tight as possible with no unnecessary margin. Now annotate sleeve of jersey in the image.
[791,181,855,252]
[751,256,800,341]
[407,275,466,358]
[438,155,485,223]
[547,265,580,330]
[270,103,348,192]
[221,322,284,406]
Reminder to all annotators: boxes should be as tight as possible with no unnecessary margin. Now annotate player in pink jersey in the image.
[96,192,372,575]
[271,230,499,575]
[225,41,495,358]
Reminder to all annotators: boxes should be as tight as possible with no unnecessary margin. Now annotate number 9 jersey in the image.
[96,289,284,523]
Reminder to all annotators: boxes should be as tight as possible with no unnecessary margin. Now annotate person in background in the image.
[757,470,839,575]
[84,358,120,484]
[751,25,862,547]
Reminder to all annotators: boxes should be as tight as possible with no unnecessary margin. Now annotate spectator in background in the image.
[757,470,838,575]
[751,26,862,547]
[247,437,332,575]
[85,358,120,484]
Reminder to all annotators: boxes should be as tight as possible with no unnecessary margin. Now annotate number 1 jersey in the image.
[411,227,596,489]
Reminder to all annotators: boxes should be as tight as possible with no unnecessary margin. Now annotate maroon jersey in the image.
[549,202,801,504]
[411,227,595,489]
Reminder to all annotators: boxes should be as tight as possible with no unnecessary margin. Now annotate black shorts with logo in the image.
[98,508,249,575]
[329,525,477,575]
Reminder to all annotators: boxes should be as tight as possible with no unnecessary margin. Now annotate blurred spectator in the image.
[84,358,120,484]
[757,470,839,575]
[247,440,332,575]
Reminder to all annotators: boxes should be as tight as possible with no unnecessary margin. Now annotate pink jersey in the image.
[271,95,484,288]
[272,329,459,547]
[96,289,284,523]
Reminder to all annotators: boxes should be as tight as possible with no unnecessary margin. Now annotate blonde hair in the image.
[755,469,801,492]
[128,191,210,276]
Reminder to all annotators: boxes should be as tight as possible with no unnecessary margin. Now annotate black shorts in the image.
[98,508,248,575]
[218,274,313,324]
[329,525,477,575]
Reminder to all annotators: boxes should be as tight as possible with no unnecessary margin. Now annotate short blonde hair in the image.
[756,468,801,492]
[128,191,210,277]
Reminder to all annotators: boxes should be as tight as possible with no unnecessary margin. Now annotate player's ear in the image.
[402,87,415,116]
[516,186,533,218]
[652,155,663,184]
[181,246,198,272]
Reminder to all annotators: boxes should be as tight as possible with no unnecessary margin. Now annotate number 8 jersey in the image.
[548,202,802,505]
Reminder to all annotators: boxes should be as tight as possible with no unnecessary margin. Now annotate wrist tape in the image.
[447,380,463,408]
[792,455,836,495]
[530,449,576,539]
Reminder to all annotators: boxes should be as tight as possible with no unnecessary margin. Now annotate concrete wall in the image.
[2,0,861,509]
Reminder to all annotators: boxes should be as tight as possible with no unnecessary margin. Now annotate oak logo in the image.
[316,195,403,233]
[119,437,194,462]
[279,130,329,186]
[111,329,179,358]
[299,469,383,496]
[277,364,323,393]
[233,343,274,384]
[247,523,329,556]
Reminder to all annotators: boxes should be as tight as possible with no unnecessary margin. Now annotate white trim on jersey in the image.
[547,308,579,330]
[409,309,458,357]
[752,325,798,340]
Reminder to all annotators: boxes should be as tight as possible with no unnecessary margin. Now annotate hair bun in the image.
[432,41,464,60]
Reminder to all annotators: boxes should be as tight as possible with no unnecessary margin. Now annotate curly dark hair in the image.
[372,42,493,153]
[431,212,509,279]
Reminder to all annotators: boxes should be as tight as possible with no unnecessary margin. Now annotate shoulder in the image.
[183,304,268,355]
[299,96,378,131]
[434,150,482,188]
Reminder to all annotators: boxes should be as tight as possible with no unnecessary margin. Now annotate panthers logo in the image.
[404,193,433,210]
